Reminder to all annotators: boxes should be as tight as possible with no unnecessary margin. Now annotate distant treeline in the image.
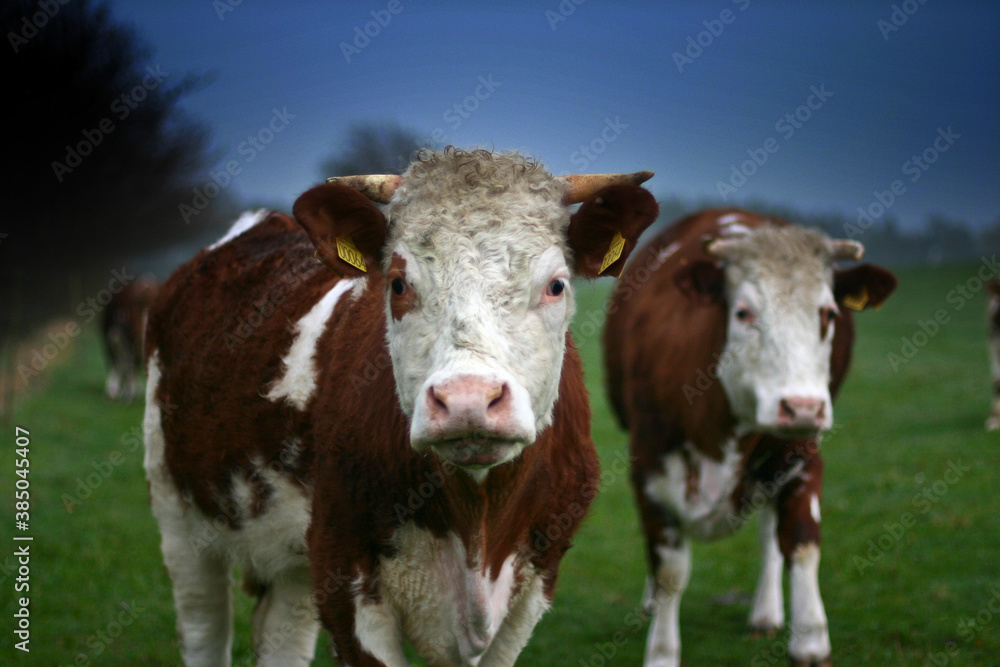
[650,197,999,266]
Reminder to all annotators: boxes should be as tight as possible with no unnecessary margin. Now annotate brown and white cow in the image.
[603,209,897,667]
[103,274,158,401]
[986,279,1000,430]
[143,148,659,666]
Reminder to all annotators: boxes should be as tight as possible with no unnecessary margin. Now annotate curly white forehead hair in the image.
[384,147,571,264]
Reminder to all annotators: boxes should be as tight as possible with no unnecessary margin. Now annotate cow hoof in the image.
[789,658,831,667]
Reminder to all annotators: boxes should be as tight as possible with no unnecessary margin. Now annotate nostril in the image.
[487,384,507,411]
[778,397,826,427]
[779,398,796,422]
[429,386,449,415]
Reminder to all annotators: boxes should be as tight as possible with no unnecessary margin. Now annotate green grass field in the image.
[2,261,999,665]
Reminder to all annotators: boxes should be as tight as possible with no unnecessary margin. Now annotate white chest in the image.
[644,440,743,541]
[357,523,543,666]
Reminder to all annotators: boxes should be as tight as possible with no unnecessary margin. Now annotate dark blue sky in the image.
[110,0,999,231]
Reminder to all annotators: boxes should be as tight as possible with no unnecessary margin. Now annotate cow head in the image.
[677,221,896,437]
[294,148,658,476]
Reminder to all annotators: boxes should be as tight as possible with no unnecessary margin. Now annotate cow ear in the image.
[567,185,659,278]
[987,280,1000,298]
[293,184,387,277]
[834,264,898,311]
[675,259,725,304]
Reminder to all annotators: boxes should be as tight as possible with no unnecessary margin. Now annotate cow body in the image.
[603,209,896,666]
[103,275,157,401]
[145,149,658,666]
[987,280,1000,430]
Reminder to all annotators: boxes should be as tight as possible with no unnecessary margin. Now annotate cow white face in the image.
[716,245,840,437]
[294,149,659,476]
[384,192,574,474]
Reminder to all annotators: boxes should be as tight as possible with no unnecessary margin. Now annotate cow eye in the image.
[819,305,839,339]
[390,278,407,295]
[819,306,840,326]
[735,307,754,323]
[546,279,566,297]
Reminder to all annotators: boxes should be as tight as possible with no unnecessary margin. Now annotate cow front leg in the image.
[148,435,233,664]
[324,594,408,667]
[986,386,1000,431]
[158,522,234,667]
[748,504,785,634]
[643,536,690,667]
[787,543,830,666]
[776,457,830,667]
[480,573,550,667]
[249,569,321,666]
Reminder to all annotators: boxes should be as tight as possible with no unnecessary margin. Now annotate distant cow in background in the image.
[144,148,659,666]
[103,274,157,401]
[987,279,1000,430]
[603,209,897,667]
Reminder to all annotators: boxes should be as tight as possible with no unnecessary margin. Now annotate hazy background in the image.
[107,0,999,225]
[3,0,999,339]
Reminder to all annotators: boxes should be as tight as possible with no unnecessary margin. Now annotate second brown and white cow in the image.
[986,279,1000,430]
[144,148,658,666]
[103,274,158,401]
[603,209,897,666]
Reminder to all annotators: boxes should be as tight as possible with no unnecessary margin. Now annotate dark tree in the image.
[319,122,428,178]
[1,0,231,344]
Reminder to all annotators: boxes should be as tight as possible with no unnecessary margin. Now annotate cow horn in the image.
[325,174,402,203]
[829,239,865,261]
[561,171,654,205]
[702,235,748,260]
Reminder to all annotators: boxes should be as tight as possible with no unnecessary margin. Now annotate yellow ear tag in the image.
[843,285,869,311]
[336,236,367,273]
[599,232,626,275]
